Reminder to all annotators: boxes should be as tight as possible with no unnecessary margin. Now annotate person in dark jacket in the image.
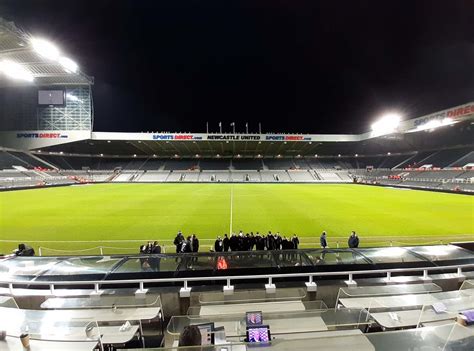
[174,232,184,254]
[229,233,239,251]
[348,231,360,248]
[291,234,300,250]
[223,234,230,252]
[320,232,328,249]
[214,236,224,252]
[191,234,199,253]
[179,236,191,253]
[150,241,162,271]
[16,243,35,256]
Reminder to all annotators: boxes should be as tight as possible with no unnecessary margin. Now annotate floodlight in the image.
[371,113,401,134]
[59,56,78,73]
[0,60,34,82]
[31,38,60,60]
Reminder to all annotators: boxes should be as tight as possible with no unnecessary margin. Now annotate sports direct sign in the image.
[152,134,313,141]
[16,132,68,139]
[152,134,203,140]
[412,103,474,128]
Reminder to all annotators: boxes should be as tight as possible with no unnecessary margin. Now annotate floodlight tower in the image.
[371,113,402,136]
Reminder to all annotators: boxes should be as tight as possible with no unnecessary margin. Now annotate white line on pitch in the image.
[229,185,234,234]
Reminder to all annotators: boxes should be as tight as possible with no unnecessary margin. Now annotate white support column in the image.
[421,269,431,281]
[223,278,234,295]
[180,280,191,298]
[135,281,149,297]
[457,267,465,280]
[265,277,276,294]
[344,273,357,286]
[305,275,317,292]
[91,283,104,298]
[49,284,55,296]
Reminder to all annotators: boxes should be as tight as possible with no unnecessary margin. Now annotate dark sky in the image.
[1,0,474,133]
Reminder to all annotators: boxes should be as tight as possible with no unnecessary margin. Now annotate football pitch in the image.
[0,183,472,255]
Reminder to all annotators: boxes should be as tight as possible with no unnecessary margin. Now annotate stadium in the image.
[0,7,474,351]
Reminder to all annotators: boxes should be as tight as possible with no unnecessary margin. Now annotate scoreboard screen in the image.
[38,90,65,106]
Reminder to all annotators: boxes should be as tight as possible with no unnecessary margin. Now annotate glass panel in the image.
[41,294,161,309]
[40,256,122,276]
[305,249,368,265]
[199,288,307,304]
[408,245,474,262]
[272,251,311,267]
[338,283,442,298]
[0,257,62,280]
[142,323,474,350]
[358,247,425,264]
[114,255,179,273]
[214,252,277,270]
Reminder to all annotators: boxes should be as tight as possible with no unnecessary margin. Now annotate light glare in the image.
[31,38,61,60]
[371,113,401,134]
[59,56,78,73]
[0,60,34,82]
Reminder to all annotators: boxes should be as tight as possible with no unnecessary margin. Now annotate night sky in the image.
[1,0,473,134]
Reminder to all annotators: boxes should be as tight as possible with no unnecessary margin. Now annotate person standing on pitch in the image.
[292,234,300,250]
[214,236,223,252]
[320,231,328,261]
[348,231,359,248]
[320,231,328,249]
[223,234,230,252]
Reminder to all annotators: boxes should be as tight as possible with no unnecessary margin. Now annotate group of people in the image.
[173,232,200,254]
[139,241,162,271]
[213,231,300,252]
[13,243,35,257]
[320,231,360,248]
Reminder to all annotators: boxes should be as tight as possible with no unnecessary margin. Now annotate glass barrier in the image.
[198,288,307,305]
[356,289,466,312]
[114,255,181,273]
[0,256,63,280]
[188,300,326,317]
[40,293,161,310]
[38,256,123,276]
[417,295,474,328]
[459,279,474,293]
[167,307,369,347]
[336,283,442,309]
[304,249,369,265]
[0,305,100,341]
[407,245,474,262]
[356,247,426,264]
[127,322,474,350]
[0,296,19,308]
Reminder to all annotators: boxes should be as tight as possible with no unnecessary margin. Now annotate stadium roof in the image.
[0,18,92,87]
[36,118,473,158]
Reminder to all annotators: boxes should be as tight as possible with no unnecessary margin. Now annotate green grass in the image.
[0,183,472,255]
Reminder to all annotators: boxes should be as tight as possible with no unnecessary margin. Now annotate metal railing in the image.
[1,262,472,296]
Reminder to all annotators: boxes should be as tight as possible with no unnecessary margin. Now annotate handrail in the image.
[1,262,472,293]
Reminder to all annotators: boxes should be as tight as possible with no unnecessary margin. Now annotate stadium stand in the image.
[232,158,263,170]
[199,159,230,170]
